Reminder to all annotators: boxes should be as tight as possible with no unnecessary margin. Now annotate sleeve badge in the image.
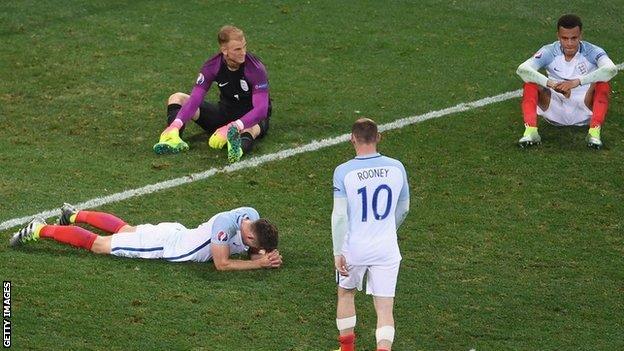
[196,73,205,85]
[216,231,228,242]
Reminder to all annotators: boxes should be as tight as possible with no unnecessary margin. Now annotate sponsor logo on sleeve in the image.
[196,73,205,85]
[533,51,543,59]
[595,52,606,61]
[333,186,341,192]
[217,231,228,242]
[254,82,269,90]
[240,79,249,92]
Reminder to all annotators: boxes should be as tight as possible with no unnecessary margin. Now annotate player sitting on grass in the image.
[10,204,282,271]
[516,14,617,149]
[153,25,272,163]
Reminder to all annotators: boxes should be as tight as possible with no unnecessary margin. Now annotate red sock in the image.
[338,333,355,351]
[521,82,539,127]
[39,225,97,250]
[75,211,127,233]
[590,82,610,128]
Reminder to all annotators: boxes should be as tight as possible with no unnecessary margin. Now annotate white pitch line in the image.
[2,63,623,232]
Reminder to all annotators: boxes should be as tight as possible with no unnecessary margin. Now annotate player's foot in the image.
[227,125,243,163]
[153,128,189,155]
[9,217,46,247]
[518,125,541,148]
[586,126,602,149]
[59,203,78,225]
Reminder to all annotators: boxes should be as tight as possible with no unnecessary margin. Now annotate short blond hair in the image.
[218,25,245,46]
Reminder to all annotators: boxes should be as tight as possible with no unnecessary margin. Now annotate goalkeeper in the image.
[153,25,271,163]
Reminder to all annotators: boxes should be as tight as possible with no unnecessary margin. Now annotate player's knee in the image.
[337,286,356,298]
[91,236,111,255]
[523,82,538,89]
[116,225,135,233]
[168,92,188,105]
[522,82,539,98]
[594,81,610,93]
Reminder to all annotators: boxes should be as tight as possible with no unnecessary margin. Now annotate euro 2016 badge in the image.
[196,73,205,85]
[217,231,228,242]
[240,79,249,91]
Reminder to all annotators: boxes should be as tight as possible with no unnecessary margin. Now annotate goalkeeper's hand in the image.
[208,122,237,149]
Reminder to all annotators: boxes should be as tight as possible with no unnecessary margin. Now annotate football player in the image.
[153,25,271,162]
[10,204,282,271]
[331,118,410,351]
[516,14,617,149]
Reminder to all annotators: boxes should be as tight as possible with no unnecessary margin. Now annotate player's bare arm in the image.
[211,243,281,270]
[249,248,282,266]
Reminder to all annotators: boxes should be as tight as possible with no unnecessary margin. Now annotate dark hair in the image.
[557,14,582,31]
[251,219,278,251]
[351,118,378,144]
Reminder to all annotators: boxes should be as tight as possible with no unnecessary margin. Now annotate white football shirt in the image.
[333,153,409,265]
[528,40,610,98]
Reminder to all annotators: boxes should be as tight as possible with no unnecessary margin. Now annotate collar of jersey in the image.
[354,152,381,160]
[232,231,244,247]
[558,41,585,55]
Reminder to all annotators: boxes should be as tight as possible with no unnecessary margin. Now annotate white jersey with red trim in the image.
[529,41,609,97]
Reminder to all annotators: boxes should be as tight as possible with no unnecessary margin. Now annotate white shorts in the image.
[337,261,400,297]
[110,222,213,262]
[537,87,592,126]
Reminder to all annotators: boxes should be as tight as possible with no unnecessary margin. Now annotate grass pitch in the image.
[1,1,623,350]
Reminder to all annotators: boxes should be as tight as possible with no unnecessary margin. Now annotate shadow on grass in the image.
[518,124,608,152]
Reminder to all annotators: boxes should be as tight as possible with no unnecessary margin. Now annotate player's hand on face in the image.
[334,255,349,276]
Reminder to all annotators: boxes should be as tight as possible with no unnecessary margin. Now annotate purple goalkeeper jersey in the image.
[176,52,271,128]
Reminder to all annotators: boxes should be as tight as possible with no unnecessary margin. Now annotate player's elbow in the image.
[213,260,230,271]
[516,64,529,80]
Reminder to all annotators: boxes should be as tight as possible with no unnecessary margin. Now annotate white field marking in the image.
[2,63,623,232]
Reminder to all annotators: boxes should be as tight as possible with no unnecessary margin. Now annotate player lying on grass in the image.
[153,25,272,163]
[516,14,618,149]
[10,204,282,271]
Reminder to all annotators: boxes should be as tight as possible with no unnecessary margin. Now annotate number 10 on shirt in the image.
[357,184,393,222]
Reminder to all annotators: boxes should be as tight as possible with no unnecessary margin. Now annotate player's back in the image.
[334,153,408,265]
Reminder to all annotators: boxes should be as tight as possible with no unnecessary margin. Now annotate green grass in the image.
[1,1,624,350]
